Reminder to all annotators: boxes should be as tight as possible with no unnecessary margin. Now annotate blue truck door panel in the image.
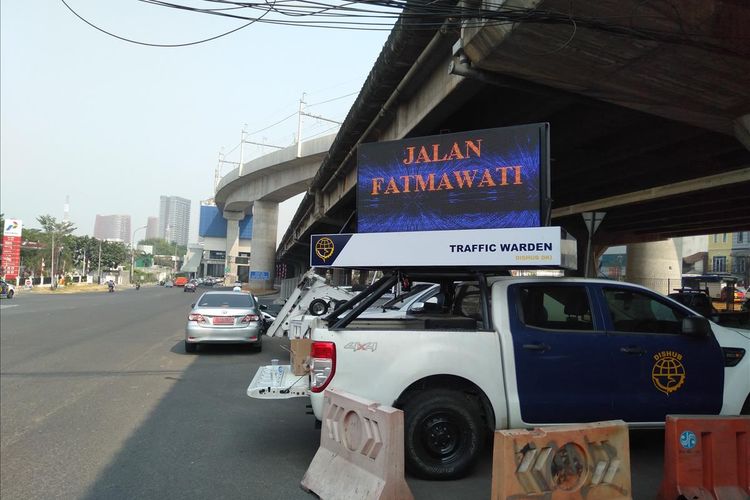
[508,283,614,424]
[595,285,724,422]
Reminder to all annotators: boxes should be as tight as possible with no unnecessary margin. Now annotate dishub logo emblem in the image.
[315,237,335,262]
[651,350,686,395]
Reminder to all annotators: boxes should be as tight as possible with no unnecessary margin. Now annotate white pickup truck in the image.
[249,270,750,479]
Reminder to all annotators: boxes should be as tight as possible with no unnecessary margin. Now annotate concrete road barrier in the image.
[491,420,631,499]
[658,415,750,500]
[301,388,413,500]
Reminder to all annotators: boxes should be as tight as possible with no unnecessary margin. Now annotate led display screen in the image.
[356,123,549,233]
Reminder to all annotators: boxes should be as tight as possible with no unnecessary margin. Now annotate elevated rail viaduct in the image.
[276,0,750,280]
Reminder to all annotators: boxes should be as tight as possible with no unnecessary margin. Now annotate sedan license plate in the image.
[213,316,234,325]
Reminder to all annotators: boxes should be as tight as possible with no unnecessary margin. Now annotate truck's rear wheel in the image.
[402,389,485,479]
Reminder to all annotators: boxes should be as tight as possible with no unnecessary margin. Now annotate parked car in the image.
[184,282,197,293]
[0,279,15,299]
[667,289,717,319]
[185,291,264,353]
[164,280,174,288]
[720,285,746,302]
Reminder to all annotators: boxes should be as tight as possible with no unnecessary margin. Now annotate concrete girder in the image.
[223,164,319,212]
[215,134,336,212]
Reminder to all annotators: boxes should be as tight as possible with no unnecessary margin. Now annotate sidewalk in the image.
[21,284,125,295]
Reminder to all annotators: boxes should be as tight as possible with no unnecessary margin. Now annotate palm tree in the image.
[37,215,76,287]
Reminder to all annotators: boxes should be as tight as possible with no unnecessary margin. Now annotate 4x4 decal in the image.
[343,342,378,352]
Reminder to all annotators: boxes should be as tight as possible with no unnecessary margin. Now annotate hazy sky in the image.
[1,1,391,244]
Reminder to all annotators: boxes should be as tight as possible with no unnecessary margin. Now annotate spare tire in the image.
[308,298,329,316]
[329,299,347,311]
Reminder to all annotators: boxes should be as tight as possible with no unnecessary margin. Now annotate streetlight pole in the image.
[130,225,147,284]
[97,239,102,284]
[49,232,55,288]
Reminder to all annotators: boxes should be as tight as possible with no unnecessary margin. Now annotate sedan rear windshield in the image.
[198,294,255,308]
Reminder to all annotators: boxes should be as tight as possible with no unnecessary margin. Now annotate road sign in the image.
[250,271,270,281]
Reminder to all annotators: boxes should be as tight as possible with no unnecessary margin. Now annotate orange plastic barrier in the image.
[658,415,750,500]
[301,388,413,500]
[491,420,632,499]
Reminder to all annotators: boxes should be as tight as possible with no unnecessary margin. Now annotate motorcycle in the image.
[135,283,141,290]
[107,282,115,293]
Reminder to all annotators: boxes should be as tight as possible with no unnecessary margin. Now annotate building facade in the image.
[190,203,253,280]
[159,196,191,247]
[731,231,750,286]
[93,214,131,243]
[145,216,159,240]
[708,233,733,274]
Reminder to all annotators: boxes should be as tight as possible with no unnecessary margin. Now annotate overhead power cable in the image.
[59,0,270,47]
[62,0,750,56]
[307,91,359,107]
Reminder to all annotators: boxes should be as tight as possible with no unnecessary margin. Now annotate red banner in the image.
[1,235,22,280]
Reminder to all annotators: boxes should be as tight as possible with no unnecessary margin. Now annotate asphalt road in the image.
[0,287,663,499]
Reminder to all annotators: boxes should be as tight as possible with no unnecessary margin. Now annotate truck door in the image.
[508,283,614,424]
[596,285,724,422]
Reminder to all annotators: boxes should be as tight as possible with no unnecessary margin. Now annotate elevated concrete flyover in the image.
[214,134,336,288]
[277,0,750,276]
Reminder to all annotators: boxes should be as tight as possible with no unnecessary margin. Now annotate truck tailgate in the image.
[247,364,309,399]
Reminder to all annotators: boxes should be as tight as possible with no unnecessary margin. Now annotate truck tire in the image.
[308,298,328,316]
[329,299,347,311]
[402,389,485,479]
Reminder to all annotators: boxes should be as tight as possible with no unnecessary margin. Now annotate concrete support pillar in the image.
[357,270,370,286]
[224,210,244,286]
[332,268,347,286]
[626,239,682,295]
[248,200,279,290]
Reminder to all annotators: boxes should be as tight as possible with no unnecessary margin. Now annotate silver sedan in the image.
[185,291,263,353]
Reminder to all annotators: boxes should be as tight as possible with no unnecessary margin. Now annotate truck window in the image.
[453,285,483,323]
[603,287,687,334]
[518,285,593,331]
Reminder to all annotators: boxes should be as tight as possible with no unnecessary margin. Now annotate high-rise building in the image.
[94,214,132,243]
[146,216,159,240]
[159,196,191,246]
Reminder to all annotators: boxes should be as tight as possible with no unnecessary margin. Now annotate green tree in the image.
[37,215,76,284]
[100,240,128,269]
[18,228,44,277]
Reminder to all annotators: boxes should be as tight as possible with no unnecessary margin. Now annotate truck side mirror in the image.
[682,316,711,337]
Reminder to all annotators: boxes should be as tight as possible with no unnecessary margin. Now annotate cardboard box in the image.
[291,338,313,376]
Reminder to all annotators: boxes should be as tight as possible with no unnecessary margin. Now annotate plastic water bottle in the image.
[271,359,280,385]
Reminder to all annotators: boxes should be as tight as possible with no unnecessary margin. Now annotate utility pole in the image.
[50,233,55,288]
[296,92,306,158]
[130,225,147,284]
[238,125,247,176]
[97,239,102,283]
